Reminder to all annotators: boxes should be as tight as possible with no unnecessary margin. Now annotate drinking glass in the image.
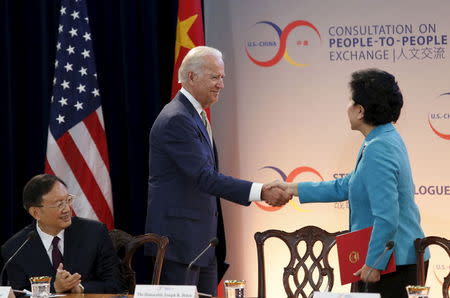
[224,280,245,298]
[405,285,430,298]
[29,276,52,298]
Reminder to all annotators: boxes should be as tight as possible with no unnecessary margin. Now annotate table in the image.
[63,295,131,298]
[62,294,255,298]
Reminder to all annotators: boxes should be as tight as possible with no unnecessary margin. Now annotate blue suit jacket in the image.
[1,217,123,293]
[298,123,429,269]
[145,92,251,276]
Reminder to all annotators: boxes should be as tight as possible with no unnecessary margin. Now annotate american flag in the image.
[45,0,114,229]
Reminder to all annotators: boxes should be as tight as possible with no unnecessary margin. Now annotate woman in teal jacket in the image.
[275,69,429,298]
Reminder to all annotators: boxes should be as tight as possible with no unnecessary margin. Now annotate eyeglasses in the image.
[37,194,75,211]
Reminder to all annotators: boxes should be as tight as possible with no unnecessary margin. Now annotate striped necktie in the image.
[200,110,213,146]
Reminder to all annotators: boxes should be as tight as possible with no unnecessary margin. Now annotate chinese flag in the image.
[171,0,205,99]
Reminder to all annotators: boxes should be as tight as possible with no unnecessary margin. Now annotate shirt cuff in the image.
[249,183,263,201]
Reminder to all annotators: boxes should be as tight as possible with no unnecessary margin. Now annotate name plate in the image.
[0,287,12,298]
[135,285,199,298]
[314,292,381,298]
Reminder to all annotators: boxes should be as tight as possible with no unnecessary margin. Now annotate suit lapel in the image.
[355,143,366,170]
[213,140,218,170]
[27,226,55,274]
[62,220,75,271]
[177,93,216,158]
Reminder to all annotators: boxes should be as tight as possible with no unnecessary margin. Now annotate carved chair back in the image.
[254,225,347,298]
[109,229,169,293]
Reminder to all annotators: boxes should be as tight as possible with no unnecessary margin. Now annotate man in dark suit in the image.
[145,46,291,295]
[1,174,122,294]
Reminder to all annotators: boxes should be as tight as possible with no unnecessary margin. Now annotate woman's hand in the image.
[264,180,299,196]
[354,264,381,283]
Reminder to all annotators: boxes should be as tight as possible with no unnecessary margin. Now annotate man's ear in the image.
[187,71,196,83]
[28,207,40,220]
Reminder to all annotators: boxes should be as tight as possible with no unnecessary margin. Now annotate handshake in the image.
[260,181,296,207]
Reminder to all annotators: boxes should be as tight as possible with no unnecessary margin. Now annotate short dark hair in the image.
[23,174,67,211]
[350,68,403,126]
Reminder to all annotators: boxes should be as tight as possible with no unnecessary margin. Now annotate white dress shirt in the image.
[36,222,65,265]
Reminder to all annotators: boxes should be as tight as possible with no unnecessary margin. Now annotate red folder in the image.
[335,226,396,285]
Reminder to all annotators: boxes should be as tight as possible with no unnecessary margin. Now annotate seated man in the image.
[1,174,123,293]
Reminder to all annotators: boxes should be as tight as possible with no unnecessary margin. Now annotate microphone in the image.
[184,237,219,285]
[0,231,36,286]
[364,240,395,292]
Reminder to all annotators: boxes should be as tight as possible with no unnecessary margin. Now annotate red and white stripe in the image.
[45,107,114,229]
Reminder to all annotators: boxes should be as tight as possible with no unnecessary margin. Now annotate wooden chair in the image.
[108,229,169,294]
[414,236,450,298]
[254,225,348,298]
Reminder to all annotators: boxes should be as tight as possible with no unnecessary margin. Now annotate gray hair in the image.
[178,46,223,83]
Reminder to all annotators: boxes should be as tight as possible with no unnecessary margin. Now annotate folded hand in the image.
[54,263,82,293]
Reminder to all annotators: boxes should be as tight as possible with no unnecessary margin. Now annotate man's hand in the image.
[261,182,292,207]
[354,264,380,283]
[264,180,298,196]
[53,263,82,293]
[70,284,84,294]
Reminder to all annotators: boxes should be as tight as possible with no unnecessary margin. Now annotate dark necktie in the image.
[52,236,63,270]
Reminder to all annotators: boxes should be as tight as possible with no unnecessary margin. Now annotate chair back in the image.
[255,225,347,298]
[414,236,450,298]
[109,229,169,293]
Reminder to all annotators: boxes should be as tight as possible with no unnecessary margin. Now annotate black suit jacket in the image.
[1,217,122,293]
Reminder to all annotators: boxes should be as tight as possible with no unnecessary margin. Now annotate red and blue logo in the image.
[245,20,322,67]
[428,92,450,140]
[255,165,324,212]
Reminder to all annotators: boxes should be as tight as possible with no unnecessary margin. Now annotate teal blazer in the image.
[298,123,429,269]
